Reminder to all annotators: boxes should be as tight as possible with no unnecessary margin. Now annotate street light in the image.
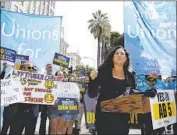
[83,56,96,68]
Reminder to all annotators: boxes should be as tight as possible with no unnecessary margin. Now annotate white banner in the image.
[12,70,58,105]
[1,78,24,106]
[55,82,80,99]
[150,90,177,129]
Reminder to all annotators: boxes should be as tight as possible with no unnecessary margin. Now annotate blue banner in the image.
[77,69,86,77]
[124,2,176,76]
[0,46,16,65]
[1,10,62,71]
[53,53,70,68]
[57,98,79,114]
[16,54,29,61]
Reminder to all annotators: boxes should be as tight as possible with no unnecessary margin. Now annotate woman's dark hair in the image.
[99,46,130,72]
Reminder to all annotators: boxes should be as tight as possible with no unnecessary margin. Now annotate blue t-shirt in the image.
[136,75,167,91]
[167,79,176,90]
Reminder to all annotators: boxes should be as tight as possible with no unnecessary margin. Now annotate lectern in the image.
[101,94,151,114]
[101,94,152,135]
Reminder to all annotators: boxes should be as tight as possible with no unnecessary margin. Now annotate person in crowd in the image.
[39,64,53,135]
[76,76,89,133]
[61,73,80,135]
[0,62,13,135]
[140,72,167,134]
[145,73,167,90]
[88,46,135,134]
[0,62,23,135]
[136,72,167,92]
[0,62,7,79]
[77,84,86,132]
[9,63,39,135]
[167,76,176,90]
[47,71,65,134]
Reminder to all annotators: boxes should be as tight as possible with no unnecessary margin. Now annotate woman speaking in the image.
[88,46,135,134]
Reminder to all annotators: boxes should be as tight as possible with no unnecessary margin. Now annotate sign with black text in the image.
[53,53,70,68]
[150,90,177,129]
[12,70,58,105]
[55,82,80,114]
[57,98,79,114]
[0,47,16,65]
[1,78,24,106]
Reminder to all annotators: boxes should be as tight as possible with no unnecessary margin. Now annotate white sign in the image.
[21,78,58,105]
[150,90,177,129]
[1,78,24,106]
[11,70,58,105]
[55,82,80,99]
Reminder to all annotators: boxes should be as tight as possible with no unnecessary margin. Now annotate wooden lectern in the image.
[101,94,151,114]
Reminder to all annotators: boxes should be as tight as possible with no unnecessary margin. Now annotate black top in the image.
[88,69,135,99]
[88,69,135,134]
[0,69,6,79]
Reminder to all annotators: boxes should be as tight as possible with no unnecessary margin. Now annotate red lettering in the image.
[24,88,33,91]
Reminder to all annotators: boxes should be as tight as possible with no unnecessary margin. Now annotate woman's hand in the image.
[90,70,98,80]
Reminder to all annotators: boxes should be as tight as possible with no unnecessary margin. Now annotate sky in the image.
[55,1,124,68]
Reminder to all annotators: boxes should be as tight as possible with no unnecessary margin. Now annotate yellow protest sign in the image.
[150,90,177,129]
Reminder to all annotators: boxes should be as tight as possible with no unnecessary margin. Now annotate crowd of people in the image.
[0,46,176,135]
[0,62,87,135]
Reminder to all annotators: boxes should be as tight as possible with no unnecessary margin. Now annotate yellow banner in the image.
[153,101,176,120]
[58,105,77,111]
[86,112,95,124]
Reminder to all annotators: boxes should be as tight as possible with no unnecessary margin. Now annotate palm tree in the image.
[88,10,110,67]
[101,22,111,62]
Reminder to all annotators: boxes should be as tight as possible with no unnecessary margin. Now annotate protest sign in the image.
[58,98,79,114]
[55,82,80,114]
[84,92,98,129]
[1,78,24,106]
[0,47,16,65]
[15,54,29,70]
[53,53,70,68]
[12,70,58,105]
[150,90,177,129]
[77,69,86,77]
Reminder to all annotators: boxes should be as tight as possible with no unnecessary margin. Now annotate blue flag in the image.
[1,10,62,71]
[124,2,176,76]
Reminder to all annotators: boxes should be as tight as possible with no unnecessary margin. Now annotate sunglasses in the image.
[147,78,156,82]
[28,67,34,70]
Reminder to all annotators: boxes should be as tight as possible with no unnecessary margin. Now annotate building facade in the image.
[67,53,81,70]
[1,1,55,16]
[60,38,69,56]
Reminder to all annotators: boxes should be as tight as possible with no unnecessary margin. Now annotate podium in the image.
[101,94,152,135]
[101,94,151,114]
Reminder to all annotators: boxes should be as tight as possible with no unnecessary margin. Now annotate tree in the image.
[110,32,124,48]
[88,10,110,67]
[101,23,111,62]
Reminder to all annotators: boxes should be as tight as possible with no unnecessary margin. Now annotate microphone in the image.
[132,88,157,97]
[143,88,157,97]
